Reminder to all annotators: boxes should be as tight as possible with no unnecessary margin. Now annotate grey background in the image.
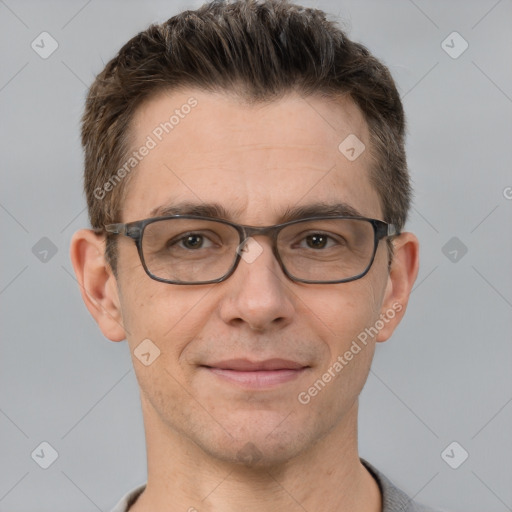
[1,0,511,510]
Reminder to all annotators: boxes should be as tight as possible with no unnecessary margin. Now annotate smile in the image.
[201,359,310,389]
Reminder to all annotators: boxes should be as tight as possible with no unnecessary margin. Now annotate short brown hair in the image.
[81,0,410,274]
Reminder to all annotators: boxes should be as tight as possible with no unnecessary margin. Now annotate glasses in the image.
[104,215,399,285]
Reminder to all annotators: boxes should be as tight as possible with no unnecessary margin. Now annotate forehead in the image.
[122,88,381,223]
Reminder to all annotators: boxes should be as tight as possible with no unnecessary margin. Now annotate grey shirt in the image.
[110,458,445,512]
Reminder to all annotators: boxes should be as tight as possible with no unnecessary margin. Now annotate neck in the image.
[130,397,381,512]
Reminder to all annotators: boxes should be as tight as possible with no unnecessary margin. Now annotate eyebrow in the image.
[148,201,364,223]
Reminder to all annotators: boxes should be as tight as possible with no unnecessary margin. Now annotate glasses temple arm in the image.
[387,224,399,236]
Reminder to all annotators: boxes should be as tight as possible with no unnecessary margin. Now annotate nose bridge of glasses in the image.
[238,225,282,255]
[241,224,279,240]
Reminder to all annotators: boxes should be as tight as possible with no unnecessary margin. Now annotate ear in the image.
[70,229,126,342]
[376,232,420,343]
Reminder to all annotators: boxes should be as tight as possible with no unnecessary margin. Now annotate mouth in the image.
[200,358,310,389]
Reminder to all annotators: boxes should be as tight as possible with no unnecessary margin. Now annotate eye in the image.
[298,233,340,250]
[171,233,215,250]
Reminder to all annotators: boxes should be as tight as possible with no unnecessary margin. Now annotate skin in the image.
[71,88,419,512]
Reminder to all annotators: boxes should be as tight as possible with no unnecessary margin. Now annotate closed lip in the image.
[201,358,309,371]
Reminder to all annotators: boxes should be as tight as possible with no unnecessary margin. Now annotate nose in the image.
[218,237,295,332]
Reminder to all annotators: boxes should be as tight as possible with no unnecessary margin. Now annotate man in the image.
[70,1,443,510]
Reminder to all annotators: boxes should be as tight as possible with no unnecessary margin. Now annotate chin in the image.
[205,439,305,469]
[192,416,314,469]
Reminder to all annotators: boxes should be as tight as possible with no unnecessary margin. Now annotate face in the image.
[100,89,408,466]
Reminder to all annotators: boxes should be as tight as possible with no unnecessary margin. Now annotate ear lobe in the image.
[376,232,420,343]
[70,229,126,342]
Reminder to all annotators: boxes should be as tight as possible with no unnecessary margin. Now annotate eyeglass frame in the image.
[103,214,399,285]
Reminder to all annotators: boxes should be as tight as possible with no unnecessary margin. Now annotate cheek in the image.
[120,279,215,365]
[301,287,380,410]
[304,278,382,348]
